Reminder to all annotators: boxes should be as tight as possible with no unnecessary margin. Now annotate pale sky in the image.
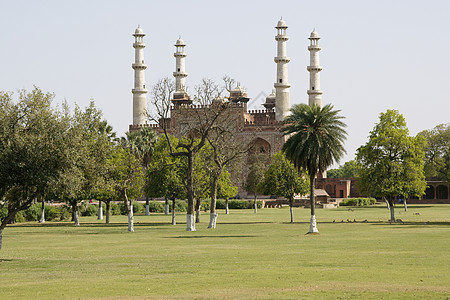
[1,0,449,166]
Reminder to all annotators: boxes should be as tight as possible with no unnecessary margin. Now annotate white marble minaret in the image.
[132,26,148,125]
[274,18,291,121]
[307,29,323,108]
[172,37,191,105]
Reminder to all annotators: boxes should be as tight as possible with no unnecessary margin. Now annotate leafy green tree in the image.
[217,168,238,215]
[327,160,358,178]
[418,123,449,180]
[0,87,70,249]
[145,135,185,225]
[356,110,427,222]
[259,152,309,223]
[48,101,112,226]
[110,145,144,232]
[244,154,269,214]
[282,104,347,233]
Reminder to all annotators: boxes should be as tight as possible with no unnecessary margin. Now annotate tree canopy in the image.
[356,110,426,222]
[418,123,449,181]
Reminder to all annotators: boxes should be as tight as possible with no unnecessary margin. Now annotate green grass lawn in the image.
[1,204,449,299]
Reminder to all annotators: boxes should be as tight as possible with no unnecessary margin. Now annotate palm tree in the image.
[125,127,158,215]
[282,104,347,233]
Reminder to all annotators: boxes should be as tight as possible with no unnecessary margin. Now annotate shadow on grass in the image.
[9,222,175,228]
[166,235,259,239]
[0,259,13,262]
[370,221,450,226]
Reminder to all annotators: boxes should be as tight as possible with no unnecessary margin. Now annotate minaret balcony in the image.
[174,53,187,57]
[308,45,321,51]
[274,57,290,63]
[275,35,289,41]
[132,63,147,70]
[133,43,146,48]
[132,88,148,94]
[307,89,323,95]
[307,66,322,71]
[173,72,188,77]
[274,82,291,88]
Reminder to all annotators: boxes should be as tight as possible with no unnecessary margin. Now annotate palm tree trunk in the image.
[171,198,176,225]
[225,198,229,215]
[105,201,110,224]
[39,200,45,223]
[97,201,103,220]
[145,197,150,216]
[289,199,294,223]
[308,174,319,233]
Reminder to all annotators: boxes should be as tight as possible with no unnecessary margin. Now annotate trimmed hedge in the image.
[340,198,376,206]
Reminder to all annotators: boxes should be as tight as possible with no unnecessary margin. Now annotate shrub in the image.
[147,201,164,213]
[109,202,121,215]
[59,205,72,221]
[170,200,187,212]
[132,202,145,214]
[215,199,226,209]
[45,205,60,221]
[215,199,263,209]
[340,197,376,206]
[22,203,42,221]
[81,204,98,216]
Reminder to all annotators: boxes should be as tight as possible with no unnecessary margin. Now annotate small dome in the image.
[175,37,185,46]
[310,29,319,38]
[276,18,287,28]
[231,85,246,94]
[212,96,225,104]
[135,26,144,35]
[266,91,276,101]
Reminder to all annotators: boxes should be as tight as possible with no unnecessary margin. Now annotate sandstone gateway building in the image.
[129,19,326,196]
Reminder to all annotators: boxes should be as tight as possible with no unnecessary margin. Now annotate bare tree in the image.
[150,77,234,231]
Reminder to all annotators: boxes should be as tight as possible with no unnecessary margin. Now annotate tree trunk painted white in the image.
[225,199,229,215]
[390,206,396,223]
[145,197,150,216]
[128,201,134,232]
[98,201,103,220]
[254,196,257,214]
[290,206,294,223]
[186,214,196,231]
[165,204,170,215]
[39,201,45,223]
[165,198,169,215]
[404,199,407,212]
[385,198,390,210]
[208,213,218,229]
[74,210,80,227]
[172,209,176,225]
[309,215,319,233]
[196,210,201,223]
